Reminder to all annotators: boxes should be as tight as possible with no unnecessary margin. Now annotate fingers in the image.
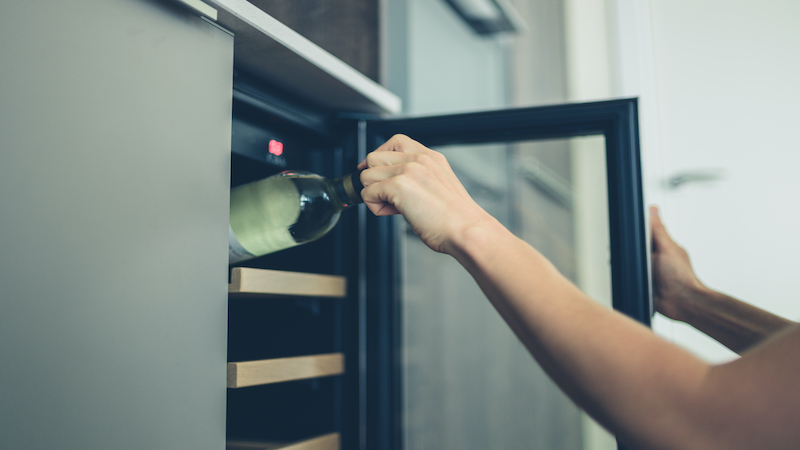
[357,134,437,170]
[373,134,427,154]
[353,135,489,254]
[362,150,434,171]
[357,139,458,197]
[650,205,664,233]
[354,135,437,218]
[650,206,692,264]
[360,181,401,217]
[359,162,409,186]
[650,205,675,253]
[359,163,428,213]
[363,196,400,217]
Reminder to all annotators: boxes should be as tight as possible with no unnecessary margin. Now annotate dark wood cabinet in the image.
[250,0,380,82]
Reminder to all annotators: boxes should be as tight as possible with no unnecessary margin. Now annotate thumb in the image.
[650,206,673,253]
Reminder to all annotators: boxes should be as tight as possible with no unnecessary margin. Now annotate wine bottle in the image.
[228,169,364,264]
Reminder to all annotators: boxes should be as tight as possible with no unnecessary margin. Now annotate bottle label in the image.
[229,225,255,265]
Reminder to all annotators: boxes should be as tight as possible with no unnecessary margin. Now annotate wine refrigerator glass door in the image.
[359,98,649,450]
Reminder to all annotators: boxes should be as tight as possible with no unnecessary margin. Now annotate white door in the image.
[615,0,800,362]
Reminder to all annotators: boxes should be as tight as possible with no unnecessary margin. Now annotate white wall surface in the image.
[612,0,800,362]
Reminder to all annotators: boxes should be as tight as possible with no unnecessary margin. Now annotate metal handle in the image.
[666,169,726,190]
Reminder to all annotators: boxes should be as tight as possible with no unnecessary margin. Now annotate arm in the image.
[358,135,800,450]
[650,206,794,354]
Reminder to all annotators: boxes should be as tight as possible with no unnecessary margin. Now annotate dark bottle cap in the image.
[335,169,365,207]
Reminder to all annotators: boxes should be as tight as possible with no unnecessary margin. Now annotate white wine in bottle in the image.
[228,170,364,264]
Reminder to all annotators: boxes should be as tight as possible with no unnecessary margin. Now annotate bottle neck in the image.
[332,169,365,208]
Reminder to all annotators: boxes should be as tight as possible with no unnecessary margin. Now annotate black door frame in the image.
[228,77,649,450]
[361,98,650,450]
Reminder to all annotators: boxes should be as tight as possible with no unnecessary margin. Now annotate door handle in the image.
[666,169,726,190]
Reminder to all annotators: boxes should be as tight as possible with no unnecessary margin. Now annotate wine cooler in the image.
[225,70,399,450]
[226,68,650,450]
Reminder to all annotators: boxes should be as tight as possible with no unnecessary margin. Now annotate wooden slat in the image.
[227,433,340,450]
[228,267,346,298]
[228,353,344,388]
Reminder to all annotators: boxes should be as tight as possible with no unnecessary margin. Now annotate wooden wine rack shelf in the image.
[228,267,347,298]
[228,353,345,388]
[226,433,340,450]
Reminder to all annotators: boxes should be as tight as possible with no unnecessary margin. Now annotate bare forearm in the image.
[673,286,794,354]
[449,221,712,449]
[359,142,800,449]
[649,206,794,355]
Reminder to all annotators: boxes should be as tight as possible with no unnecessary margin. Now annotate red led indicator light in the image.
[268,139,284,156]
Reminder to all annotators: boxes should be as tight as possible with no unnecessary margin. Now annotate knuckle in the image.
[414,153,433,166]
[387,174,406,189]
[390,134,410,149]
[365,152,380,166]
[359,169,372,186]
[404,161,426,177]
[384,177,407,202]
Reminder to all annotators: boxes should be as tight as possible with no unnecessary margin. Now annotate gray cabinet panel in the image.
[0,1,232,448]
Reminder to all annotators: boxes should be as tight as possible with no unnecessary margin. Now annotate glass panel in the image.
[401,136,615,450]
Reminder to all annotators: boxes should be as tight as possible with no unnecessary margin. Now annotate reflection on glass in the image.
[401,136,613,450]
